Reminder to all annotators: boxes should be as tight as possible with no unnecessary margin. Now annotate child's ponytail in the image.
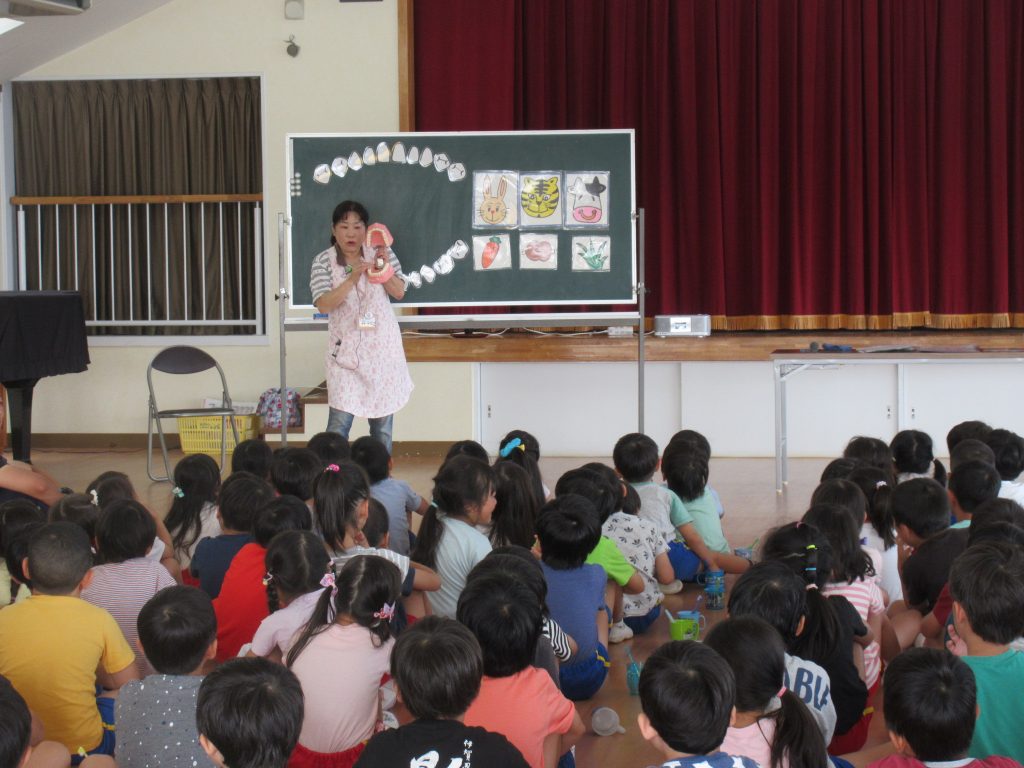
[312,460,370,551]
[772,690,828,768]
[286,554,402,666]
[263,530,331,613]
[411,455,495,570]
[761,522,841,665]
[165,454,221,557]
[847,466,897,549]
[705,616,826,768]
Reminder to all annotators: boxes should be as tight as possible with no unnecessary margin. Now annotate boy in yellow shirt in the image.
[0,522,137,759]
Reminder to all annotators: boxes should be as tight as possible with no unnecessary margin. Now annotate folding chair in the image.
[146,345,240,482]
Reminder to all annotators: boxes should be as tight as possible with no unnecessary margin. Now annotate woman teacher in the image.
[309,200,413,453]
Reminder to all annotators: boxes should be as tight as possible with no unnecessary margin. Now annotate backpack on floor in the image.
[256,387,303,429]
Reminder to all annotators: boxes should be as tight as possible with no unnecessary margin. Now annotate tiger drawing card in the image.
[518,172,563,228]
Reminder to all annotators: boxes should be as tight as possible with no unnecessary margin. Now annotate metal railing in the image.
[11,194,264,334]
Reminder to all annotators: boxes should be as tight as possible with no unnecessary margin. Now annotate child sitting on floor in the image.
[191,472,274,599]
[637,640,759,768]
[351,436,429,557]
[354,617,529,768]
[948,541,1024,762]
[0,522,137,757]
[116,586,218,768]
[286,555,401,768]
[197,658,303,768]
[214,495,311,660]
[81,498,177,676]
[460,572,583,768]
[612,432,719,582]
[555,467,643,644]
[536,494,610,701]
[164,454,221,574]
[866,647,1023,768]
[249,530,332,663]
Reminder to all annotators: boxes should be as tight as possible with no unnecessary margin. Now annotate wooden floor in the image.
[23,446,886,768]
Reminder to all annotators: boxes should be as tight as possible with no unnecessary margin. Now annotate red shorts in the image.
[288,741,365,768]
[828,678,880,755]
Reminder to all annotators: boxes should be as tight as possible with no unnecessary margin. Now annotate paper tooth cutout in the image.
[433,253,454,274]
[330,157,348,178]
[405,271,423,289]
[433,153,450,172]
[419,265,437,283]
[391,142,406,163]
[447,163,466,182]
[362,147,376,166]
[376,142,391,163]
[348,151,363,171]
[451,240,469,259]
[406,147,419,165]
[313,164,331,184]
[419,147,433,168]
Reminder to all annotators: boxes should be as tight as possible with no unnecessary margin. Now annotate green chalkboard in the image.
[286,131,636,309]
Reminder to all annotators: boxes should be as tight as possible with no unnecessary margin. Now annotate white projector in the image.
[653,315,711,337]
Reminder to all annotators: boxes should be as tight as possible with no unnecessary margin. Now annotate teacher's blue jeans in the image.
[327,408,393,454]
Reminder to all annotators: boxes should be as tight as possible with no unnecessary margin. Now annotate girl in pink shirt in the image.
[286,554,402,768]
[249,530,331,662]
[707,616,827,768]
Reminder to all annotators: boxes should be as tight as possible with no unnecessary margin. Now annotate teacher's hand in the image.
[346,263,370,281]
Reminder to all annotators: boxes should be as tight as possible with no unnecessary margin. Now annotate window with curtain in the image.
[413,0,1024,331]
[11,77,264,336]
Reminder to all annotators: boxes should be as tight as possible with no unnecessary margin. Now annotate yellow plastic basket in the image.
[176,414,261,456]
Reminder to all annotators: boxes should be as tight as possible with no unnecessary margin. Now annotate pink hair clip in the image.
[320,572,338,596]
[777,686,787,698]
[373,602,396,622]
[325,464,340,473]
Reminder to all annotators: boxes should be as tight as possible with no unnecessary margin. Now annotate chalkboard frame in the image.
[285,130,637,313]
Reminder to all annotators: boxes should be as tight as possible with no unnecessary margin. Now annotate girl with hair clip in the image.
[410,455,496,618]
[845,466,902,602]
[489,462,540,549]
[287,555,401,768]
[705,616,828,768]
[890,429,947,485]
[86,470,182,582]
[760,521,871,754]
[314,461,439,615]
[802,504,887,694]
[164,454,222,573]
[497,430,548,505]
[248,530,332,663]
[810,480,887,598]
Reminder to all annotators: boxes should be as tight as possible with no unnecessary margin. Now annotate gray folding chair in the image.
[146,345,240,482]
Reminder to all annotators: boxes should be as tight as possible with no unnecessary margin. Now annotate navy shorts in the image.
[558,643,610,701]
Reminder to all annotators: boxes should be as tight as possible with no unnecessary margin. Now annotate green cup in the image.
[668,610,705,641]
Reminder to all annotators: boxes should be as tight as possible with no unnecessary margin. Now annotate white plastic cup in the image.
[591,706,626,736]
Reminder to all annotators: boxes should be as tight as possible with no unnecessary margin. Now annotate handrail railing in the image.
[12,193,265,335]
[11,194,264,205]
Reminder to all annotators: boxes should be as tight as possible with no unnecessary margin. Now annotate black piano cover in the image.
[0,291,90,382]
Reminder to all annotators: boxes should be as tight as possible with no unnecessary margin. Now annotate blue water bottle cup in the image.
[702,569,725,610]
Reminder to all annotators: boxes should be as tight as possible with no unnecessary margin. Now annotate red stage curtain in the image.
[414,0,1024,329]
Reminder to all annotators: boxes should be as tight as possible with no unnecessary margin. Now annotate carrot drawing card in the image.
[473,234,512,271]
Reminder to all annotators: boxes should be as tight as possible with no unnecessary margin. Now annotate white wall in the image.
[9,0,475,441]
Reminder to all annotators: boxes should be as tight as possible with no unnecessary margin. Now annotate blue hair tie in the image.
[500,437,524,458]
